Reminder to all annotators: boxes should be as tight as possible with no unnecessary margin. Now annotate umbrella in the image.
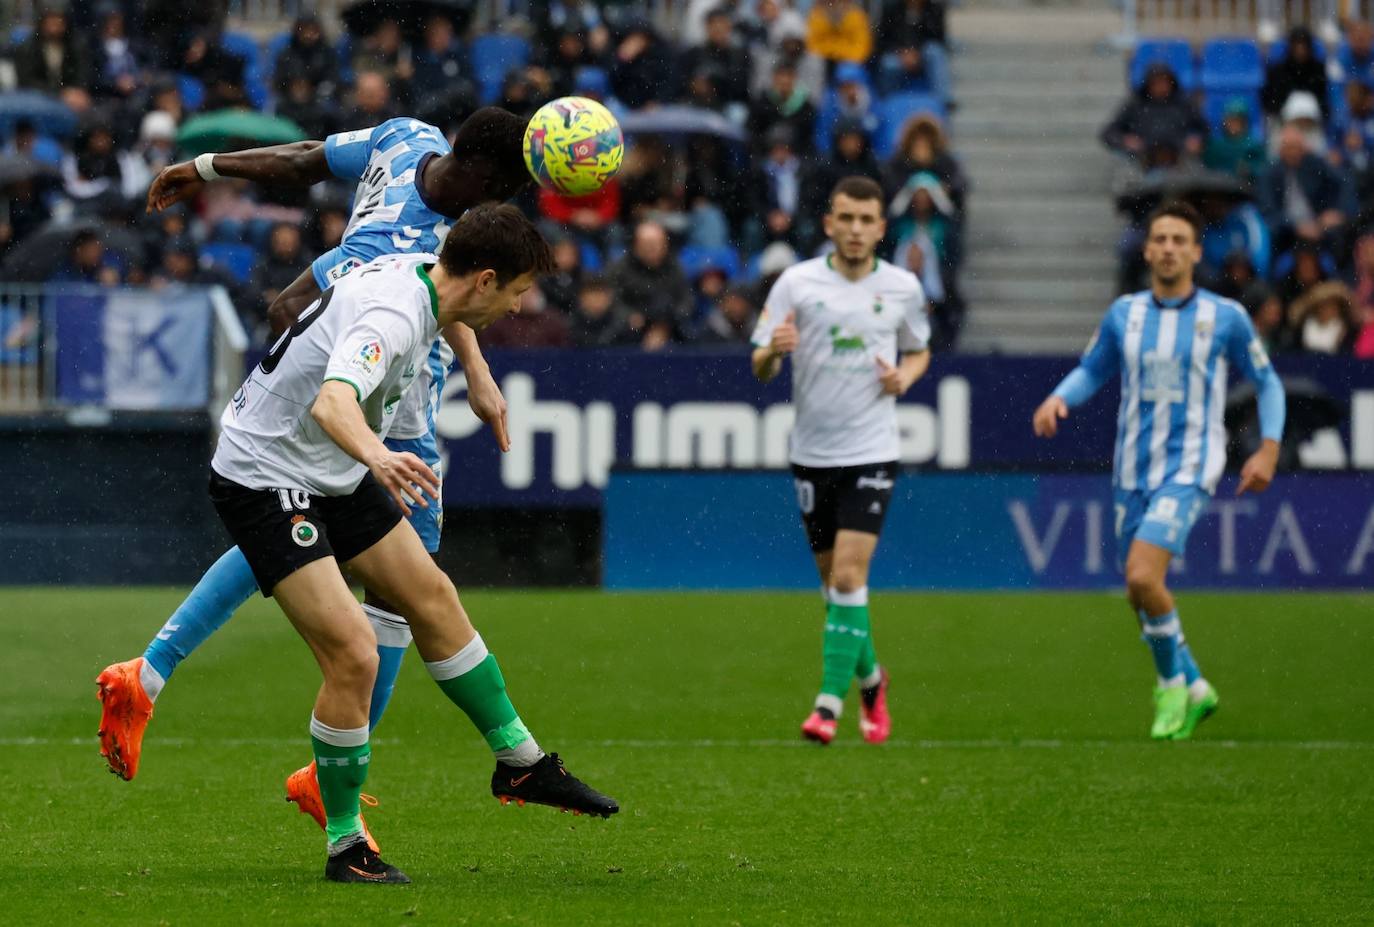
[1225,375,1345,469]
[1,219,149,282]
[617,105,748,143]
[176,109,307,157]
[341,0,474,39]
[0,90,78,138]
[1116,167,1251,216]
[0,154,60,189]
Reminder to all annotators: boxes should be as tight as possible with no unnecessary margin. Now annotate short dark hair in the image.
[450,107,533,203]
[438,204,554,285]
[829,175,884,209]
[1146,200,1203,242]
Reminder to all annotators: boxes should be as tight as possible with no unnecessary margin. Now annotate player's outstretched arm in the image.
[146,141,329,212]
[442,322,510,453]
[312,380,440,510]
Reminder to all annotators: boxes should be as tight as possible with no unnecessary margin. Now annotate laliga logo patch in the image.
[353,340,383,375]
[290,514,318,548]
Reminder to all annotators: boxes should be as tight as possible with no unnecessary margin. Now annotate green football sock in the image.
[426,635,538,758]
[856,633,877,682]
[309,718,370,847]
[821,587,871,701]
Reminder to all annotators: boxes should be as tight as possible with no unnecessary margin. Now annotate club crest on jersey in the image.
[290,514,318,548]
[873,295,883,314]
[352,341,383,375]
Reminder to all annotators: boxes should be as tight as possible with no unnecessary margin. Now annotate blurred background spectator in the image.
[0,0,972,352]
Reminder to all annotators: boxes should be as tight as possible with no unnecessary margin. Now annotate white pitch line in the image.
[3,736,1371,751]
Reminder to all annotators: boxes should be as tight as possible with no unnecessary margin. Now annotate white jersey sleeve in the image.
[750,270,798,348]
[324,299,428,404]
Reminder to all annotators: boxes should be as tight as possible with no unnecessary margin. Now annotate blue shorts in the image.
[310,247,364,291]
[384,434,443,553]
[1114,483,1210,568]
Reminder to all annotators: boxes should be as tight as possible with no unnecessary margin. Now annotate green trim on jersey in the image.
[826,254,880,277]
[323,376,362,402]
[416,265,440,319]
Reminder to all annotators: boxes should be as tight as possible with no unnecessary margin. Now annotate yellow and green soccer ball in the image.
[523,96,624,197]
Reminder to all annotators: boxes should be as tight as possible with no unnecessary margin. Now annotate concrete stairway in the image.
[950,6,1126,354]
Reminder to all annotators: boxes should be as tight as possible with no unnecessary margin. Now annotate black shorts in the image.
[790,461,899,553]
[209,470,404,596]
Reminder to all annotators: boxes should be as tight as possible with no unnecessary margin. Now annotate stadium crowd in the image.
[0,0,966,352]
[1103,22,1374,358]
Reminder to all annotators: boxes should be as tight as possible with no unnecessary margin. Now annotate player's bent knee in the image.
[323,638,380,691]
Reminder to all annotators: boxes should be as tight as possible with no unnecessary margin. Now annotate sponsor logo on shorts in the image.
[290,514,319,548]
[857,475,894,491]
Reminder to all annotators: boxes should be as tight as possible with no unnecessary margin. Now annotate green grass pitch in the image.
[4,588,1373,925]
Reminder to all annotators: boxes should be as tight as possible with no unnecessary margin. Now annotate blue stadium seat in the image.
[1130,38,1196,91]
[177,74,205,112]
[1267,37,1327,64]
[262,32,292,84]
[200,243,257,283]
[222,32,268,110]
[679,245,741,281]
[8,25,31,46]
[578,241,603,272]
[1201,38,1264,93]
[874,92,946,160]
[1269,247,1337,282]
[336,33,355,87]
[470,34,531,104]
[1203,92,1263,140]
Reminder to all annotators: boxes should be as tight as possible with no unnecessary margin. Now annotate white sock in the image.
[495,738,545,767]
[814,693,844,718]
[1188,678,1211,701]
[139,660,166,703]
[858,666,883,690]
[362,603,413,649]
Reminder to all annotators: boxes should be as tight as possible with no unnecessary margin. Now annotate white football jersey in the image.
[212,255,441,495]
[751,255,930,468]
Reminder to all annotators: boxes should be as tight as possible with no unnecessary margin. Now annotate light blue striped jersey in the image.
[316,117,459,441]
[1078,288,1275,494]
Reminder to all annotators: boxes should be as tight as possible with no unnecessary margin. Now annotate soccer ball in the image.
[523,96,624,197]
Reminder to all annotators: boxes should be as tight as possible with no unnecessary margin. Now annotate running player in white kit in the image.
[750,177,933,746]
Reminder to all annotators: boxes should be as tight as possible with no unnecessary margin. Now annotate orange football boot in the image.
[285,762,380,853]
[95,658,155,780]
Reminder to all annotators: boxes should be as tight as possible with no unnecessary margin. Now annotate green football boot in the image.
[1150,685,1189,740]
[1170,682,1220,741]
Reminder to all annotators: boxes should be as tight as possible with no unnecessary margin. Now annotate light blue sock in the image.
[142,547,258,682]
[1140,609,1184,687]
[363,605,412,731]
[1176,635,1202,685]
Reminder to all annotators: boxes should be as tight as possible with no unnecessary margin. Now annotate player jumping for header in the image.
[1033,200,1286,741]
[207,206,615,882]
[96,110,540,834]
[750,176,932,745]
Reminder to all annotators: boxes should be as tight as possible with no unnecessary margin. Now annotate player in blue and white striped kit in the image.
[98,109,534,787]
[1033,201,1287,741]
